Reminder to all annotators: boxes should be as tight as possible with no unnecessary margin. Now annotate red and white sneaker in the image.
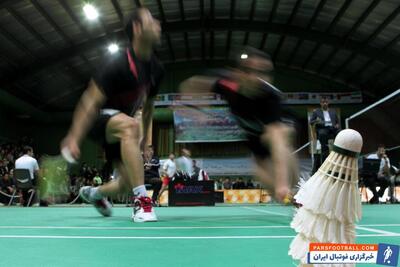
[79,186,112,217]
[132,196,157,222]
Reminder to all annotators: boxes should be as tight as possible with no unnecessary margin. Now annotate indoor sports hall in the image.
[0,1,399,266]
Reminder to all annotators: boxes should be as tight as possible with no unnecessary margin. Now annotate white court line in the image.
[0,235,295,239]
[0,234,398,240]
[355,226,399,236]
[0,224,398,231]
[0,225,291,230]
[359,224,400,227]
[241,206,292,217]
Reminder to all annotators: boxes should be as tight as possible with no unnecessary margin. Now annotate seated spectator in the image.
[222,178,232,189]
[92,176,103,187]
[0,160,8,177]
[233,177,246,189]
[246,179,255,189]
[15,146,39,184]
[365,145,392,203]
[15,146,39,206]
[216,178,223,190]
[143,145,162,204]
[0,173,15,204]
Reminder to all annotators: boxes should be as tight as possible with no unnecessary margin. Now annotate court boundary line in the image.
[0,225,291,230]
[355,226,399,236]
[0,234,398,240]
[0,224,399,230]
[241,206,292,217]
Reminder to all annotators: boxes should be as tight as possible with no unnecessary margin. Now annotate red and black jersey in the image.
[93,46,164,116]
[212,76,282,137]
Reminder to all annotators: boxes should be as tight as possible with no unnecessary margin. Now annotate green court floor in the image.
[0,204,399,267]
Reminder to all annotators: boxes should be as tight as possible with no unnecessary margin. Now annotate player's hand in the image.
[60,136,80,162]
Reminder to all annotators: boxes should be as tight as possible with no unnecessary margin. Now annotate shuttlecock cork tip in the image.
[334,129,363,154]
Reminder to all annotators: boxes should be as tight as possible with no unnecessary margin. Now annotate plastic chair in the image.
[12,169,35,206]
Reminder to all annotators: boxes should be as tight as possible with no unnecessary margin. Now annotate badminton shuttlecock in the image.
[289,129,363,267]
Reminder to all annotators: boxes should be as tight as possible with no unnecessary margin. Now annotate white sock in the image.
[133,185,147,198]
[90,187,103,200]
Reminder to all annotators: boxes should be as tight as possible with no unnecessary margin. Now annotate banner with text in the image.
[155,91,362,106]
[173,108,246,143]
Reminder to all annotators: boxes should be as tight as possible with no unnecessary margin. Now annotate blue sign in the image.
[377,243,399,266]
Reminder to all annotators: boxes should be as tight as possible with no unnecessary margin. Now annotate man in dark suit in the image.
[310,97,340,163]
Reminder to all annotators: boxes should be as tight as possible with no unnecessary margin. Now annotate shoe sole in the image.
[132,213,158,223]
[133,218,158,223]
[95,201,112,217]
[79,187,91,203]
[79,187,112,217]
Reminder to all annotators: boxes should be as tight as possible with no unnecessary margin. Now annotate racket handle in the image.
[61,147,77,164]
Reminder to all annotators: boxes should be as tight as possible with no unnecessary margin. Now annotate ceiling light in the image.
[240,54,248,59]
[108,43,119,53]
[83,3,99,20]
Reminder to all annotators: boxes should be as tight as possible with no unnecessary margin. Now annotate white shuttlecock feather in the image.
[289,129,363,266]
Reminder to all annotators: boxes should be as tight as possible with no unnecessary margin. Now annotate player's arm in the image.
[61,80,106,159]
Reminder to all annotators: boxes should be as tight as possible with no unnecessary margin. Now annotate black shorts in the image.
[246,134,271,159]
[88,113,122,162]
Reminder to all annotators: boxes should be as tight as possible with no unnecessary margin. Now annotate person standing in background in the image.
[158,153,176,204]
[310,97,340,163]
[176,148,193,178]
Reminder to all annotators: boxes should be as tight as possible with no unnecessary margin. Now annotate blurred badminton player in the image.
[60,8,164,222]
[179,47,296,202]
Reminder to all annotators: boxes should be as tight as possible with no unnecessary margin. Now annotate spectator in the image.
[233,177,246,189]
[366,145,392,203]
[15,146,39,206]
[176,148,193,177]
[0,160,8,177]
[92,176,103,187]
[80,162,89,177]
[223,178,232,189]
[215,178,223,190]
[246,179,255,189]
[310,97,339,164]
[15,146,39,184]
[198,169,209,181]
[6,155,14,170]
[192,160,200,180]
[0,173,15,205]
[158,153,176,203]
[143,145,162,204]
